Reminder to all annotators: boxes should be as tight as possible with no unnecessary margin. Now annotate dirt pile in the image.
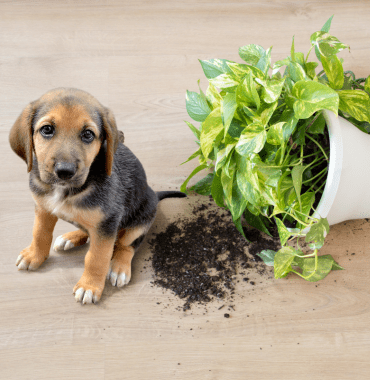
[149,196,280,311]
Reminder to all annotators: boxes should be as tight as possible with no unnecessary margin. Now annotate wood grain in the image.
[1,1,370,379]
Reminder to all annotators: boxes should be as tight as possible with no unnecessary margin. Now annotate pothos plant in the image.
[181,16,370,282]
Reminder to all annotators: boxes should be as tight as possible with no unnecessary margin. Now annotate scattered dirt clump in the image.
[149,197,280,311]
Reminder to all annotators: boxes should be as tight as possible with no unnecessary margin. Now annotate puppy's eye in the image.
[40,125,55,137]
[81,130,95,143]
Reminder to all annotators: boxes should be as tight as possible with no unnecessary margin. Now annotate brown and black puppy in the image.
[9,87,185,304]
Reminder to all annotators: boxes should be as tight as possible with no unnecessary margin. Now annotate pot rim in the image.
[302,110,343,233]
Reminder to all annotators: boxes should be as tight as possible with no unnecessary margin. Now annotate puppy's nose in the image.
[55,162,77,180]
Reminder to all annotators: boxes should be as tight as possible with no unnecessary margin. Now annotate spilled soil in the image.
[148,196,280,311]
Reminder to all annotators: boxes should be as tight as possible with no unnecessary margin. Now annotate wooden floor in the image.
[1,1,370,378]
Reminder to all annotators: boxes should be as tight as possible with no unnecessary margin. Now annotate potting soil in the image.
[149,196,280,311]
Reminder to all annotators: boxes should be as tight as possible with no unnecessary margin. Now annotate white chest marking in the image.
[45,187,73,220]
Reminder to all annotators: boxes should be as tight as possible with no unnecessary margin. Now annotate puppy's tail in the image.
[157,191,187,201]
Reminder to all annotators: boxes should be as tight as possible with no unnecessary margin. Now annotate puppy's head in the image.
[9,88,119,187]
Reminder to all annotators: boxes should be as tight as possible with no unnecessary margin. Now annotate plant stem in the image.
[302,166,328,184]
[305,45,314,64]
[305,156,328,172]
[304,112,321,132]
[302,148,329,160]
[306,169,328,192]
[313,177,327,193]
[306,134,329,161]
[285,211,310,226]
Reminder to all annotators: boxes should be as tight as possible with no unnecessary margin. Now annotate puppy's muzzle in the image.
[54,162,77,180]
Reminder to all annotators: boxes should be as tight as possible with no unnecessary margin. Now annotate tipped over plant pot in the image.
[181,15,370,282]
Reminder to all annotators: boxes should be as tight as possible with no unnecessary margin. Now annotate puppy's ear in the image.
[101,107,119,176]
[9,101,39,173]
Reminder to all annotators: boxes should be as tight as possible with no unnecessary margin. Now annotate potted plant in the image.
[181,16,370,282]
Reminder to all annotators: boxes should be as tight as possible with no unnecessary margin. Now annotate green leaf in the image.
[259,100,278,126]
[293,192,315,228]
[314,16,334,61]
[308,112,326,134]
[272,58,290,76]
[290,36,295,62]
[184,120,200,139]
[253,156,282,187]
[292,165,306,209]
[257,249,276,266]
[239,154,260,189]
[209,73,239,92]
[305,218,330,249]
[239,44,265,65]
[236,71,260,109]
[191,173,214,195]
[227,119,245,139]
[332,260,344,271]
[244,207,272,237]
[235,122,266,156]
[267,122,285,145]
[221,162,236,204]
[180,164,208,193]
[301,254,335,282]
[274,217,291,246]
[232,216,248,240]
[215,144,235,172]
[229,180,248,221]
[206,83,223,109]
[338,90,370,122]
[255,77,285,103]
[227,62,265,81]
[310,31,350,57]
[321,15,334,33]
[291,80,339,119]
[256,46,272,76]
[181,148,201,165]
[321,54,344,90]
[238,176,263,208]
[211,172,224,208]
[287,62,307,83]
[279,109,299,142]
[274,246,298,278]
[200,108,224,159]
[199,59,233,79]
[305,62,319,79]
[222,92,237,136]
[186,90,212,122]
[364,76,370,94]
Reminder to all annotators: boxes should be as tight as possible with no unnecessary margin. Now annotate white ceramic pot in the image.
[309,109,370,227]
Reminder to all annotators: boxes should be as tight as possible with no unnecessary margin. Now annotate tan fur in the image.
[9,101,39,172]
[73,233,116,300]
[110,226,148,280]
[9,88,119,175]
[32,187,103,231]
[17,206,58,270]
[33,104,102,186]
[61,230,89,247]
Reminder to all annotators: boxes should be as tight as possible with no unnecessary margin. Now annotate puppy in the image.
[9,88,185,304]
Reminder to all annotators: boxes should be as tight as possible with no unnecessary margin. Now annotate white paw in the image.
[53,235,75,251]
[74,288,99,304]
[15,254,37,271]
[107,268,131,287]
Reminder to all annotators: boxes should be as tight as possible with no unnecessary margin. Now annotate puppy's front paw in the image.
[53,231,89,251]
[16,246,48,271]
[107,260,131,288]
[73,276,105,304]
